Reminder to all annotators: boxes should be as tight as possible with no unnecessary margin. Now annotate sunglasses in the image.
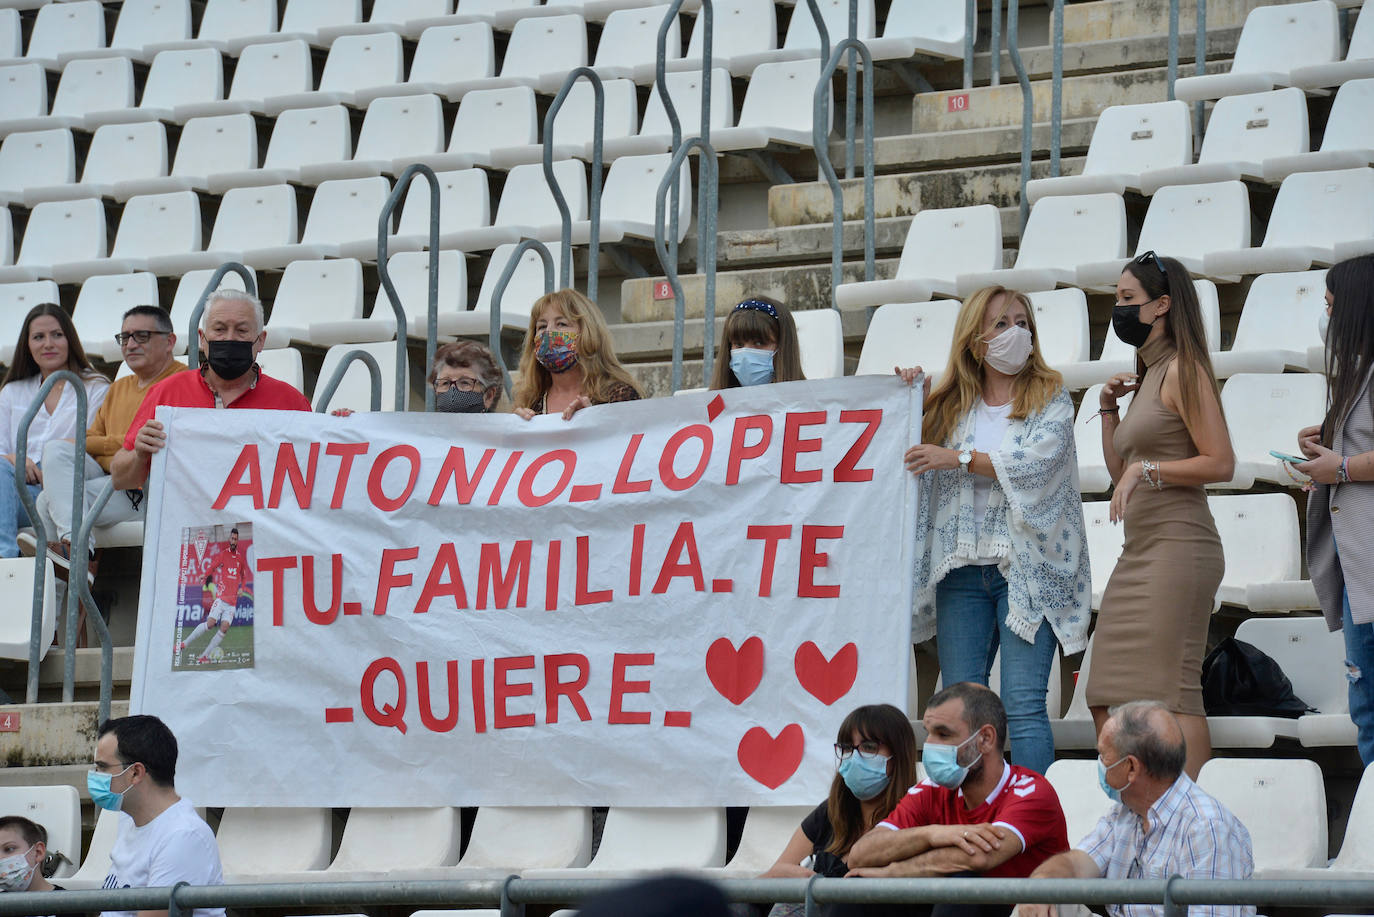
[1135,250,1167,276]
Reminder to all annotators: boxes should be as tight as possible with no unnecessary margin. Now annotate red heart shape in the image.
[705,636,764,705]
[794,641,858,705]
[737,723,805,789]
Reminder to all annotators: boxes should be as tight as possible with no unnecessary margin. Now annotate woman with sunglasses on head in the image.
[756,704,916,914]
[899,285,1089,777]
[1296,254,1374,766]
[1087,251,1233,780]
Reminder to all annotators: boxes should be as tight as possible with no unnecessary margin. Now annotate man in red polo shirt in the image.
[843,682,1069,917]
[110,290,310,491]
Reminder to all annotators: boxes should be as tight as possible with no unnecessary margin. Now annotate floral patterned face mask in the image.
[535,329,579,373]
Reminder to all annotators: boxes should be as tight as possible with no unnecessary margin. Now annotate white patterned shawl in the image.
[911,386,1090,654]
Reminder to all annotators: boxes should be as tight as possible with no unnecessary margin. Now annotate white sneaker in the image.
[16,532,37,557]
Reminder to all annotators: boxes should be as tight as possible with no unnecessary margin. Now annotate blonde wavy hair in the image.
[922,286,1063,446]
[514,288,641,410]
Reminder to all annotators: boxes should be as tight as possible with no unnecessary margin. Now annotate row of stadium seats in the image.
[3,756,1369,885]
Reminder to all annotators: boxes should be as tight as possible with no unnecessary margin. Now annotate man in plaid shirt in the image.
[1019,700,1254,917]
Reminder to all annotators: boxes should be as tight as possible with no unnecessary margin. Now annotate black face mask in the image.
[1111,304,1156,349]
[435,388,488,414]
[204,340,256,380]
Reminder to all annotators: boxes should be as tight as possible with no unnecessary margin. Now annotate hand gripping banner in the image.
[131,376,922,806]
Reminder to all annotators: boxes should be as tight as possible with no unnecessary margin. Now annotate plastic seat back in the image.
[1044,760,1114,846]
[1014,193,1126,269]
[792,307,843,379]
[372,250,469,336]
[281,0,363,37]
[0,558,57,662]
[1198,88,1309,165]
[173,113,257,180]
[0,281,60,359]
[499,14,587,81]
[302,177,392,246]
[1233,617,1347,717]
[198,0,279,45]
[319,31,404,95]
[881,0,969,44]
[475,242,564,318]
[493,161,587,228]
[684,0,776,61]
[855,301,957,376]
[1262,166,1374,251]
[217,808,332,875]
[551,79,638,148]
[268,259,365,337]
[0,129,74,199]
[141,48,224,111]
[1196,757,1326,871]
[782,0,875,51]
[27,1,106,63]
[409,22,495,85]
[1332,763,1374,871]
[892,204,1002,282]
[51,57,135,120]
[1136,180,1251,258]
[449,86,537,156]
[356,93,445,163]
[596,6,680,70]
[18,198,107,267]
[600,153,689,234]
[735,58,828,136]
[208,184,298,252]
[1028,288,1089,367]
[1082,500,1123,605]
[639,68,734,137]
[1075,385,1133,493]
[264,105,352,171]
[230,40,313,104]
[73,272,160,357]
[111,190,201,259]
[1231,269,1328,355]
[256,347,305,392]
[85,122,169,187]
[396,168,490,236]
[1321,78,1374,152]
[725,807,814,872]
[0,63,48,121]
[1209,493,1303,597]
[1220,373,1328,485]
[0,786,81,876]
[586,808,726,869]
[458,807,593,869]
[109,0,192,52]
[0,10,16,63]
[314,341,408,413]
[1078,100,1192,177]
[1229,0,1340,76]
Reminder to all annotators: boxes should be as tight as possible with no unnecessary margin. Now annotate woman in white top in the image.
[0,303,109,557]
[899,286,1089,774]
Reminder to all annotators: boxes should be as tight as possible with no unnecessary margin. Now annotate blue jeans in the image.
[0,457,40,558]
[935,564,1058,774]
[1342,585,1374,766]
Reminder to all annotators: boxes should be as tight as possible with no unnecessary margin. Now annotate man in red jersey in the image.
[844,683,1069,917]
[110,290,309,491]
[176,527,244,663]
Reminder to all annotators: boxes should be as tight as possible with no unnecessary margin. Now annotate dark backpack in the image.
[1201,637,1317,718]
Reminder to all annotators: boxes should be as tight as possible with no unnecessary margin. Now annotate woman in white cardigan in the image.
[899,286,1090,774]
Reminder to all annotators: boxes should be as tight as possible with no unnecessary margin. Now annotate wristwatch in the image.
[958,449,974,472]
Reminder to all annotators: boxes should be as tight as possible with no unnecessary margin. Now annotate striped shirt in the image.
[1078,774,1255,917]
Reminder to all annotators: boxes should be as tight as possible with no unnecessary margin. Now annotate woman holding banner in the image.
[514,289,640,420]
[900,286,1089,776]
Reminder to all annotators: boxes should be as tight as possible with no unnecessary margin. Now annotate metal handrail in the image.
[963,0,975,89]
[16,371,91,706]
[376,164,440,412]
[990,0,1002,85]
[814,37,875,310]
[313,351,383,414]
[1050,0,1064,177]
[1194,0,1207,152]
[185,263,258,370]
[489,239,556,395]
[71,477,116,722]
[1168,0,1181,98]
[655,0,712,274]
[544,67,605,300]
[2,876,1373,917]
[656,138,719,393]
[1006,0,1033,232]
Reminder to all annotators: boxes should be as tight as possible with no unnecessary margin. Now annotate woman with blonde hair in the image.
[514,288,641,420]
[900,285,1089,774]
[1089,251,1234,779]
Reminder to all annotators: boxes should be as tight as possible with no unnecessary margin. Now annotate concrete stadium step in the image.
[823,118,1096,178]
[1068,0,1276,44]
[0,647,136,704]
[0,700,131,769]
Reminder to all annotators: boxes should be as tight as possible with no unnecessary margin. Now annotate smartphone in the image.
[1269,449,1306,464]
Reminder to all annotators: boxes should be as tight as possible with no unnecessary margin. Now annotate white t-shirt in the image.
[100,798,224,917]
[971,399,1013,562]
[0,372,110,463]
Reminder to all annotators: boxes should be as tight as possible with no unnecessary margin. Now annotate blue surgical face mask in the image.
[921,731,982,789]
[838,751,891,801]
[88,763,135,812]
[729,347,775,386]
[1097,755,1131,804]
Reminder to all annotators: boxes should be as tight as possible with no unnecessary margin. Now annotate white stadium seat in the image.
[255,176,392,266]
[707,806,814,875]
[0,280,59,363]
[1210,270,1329,376]
[1211,493,1317,615]
[490,78,639,167]
[835,204,1002,308]
[1028,287,1090,369]
[524,807,727,877]
[1204,167,1374,278]
[432,85,538,170]
[1044,759,1114,844]
[1219,373,1329,489]
[0,128,73,205]
[71,122,171,203]
[97,0,193,63]
[314,340,409,414]
[24,56,135,132]
[369,21,496,105]
[390,167,492,253]
[277,0,363,48]
[301,93,446,183]
[1263,78,1374,182]
[26,1,105,70]
[177,39,313,119]
[168,267,255,354]
[113,113,255,200]
[1137,88,1309,195]
[256,347,306,394]
[0,557,56,661]
[218,808,333,882]
[0,786,81,876]
[730,0,876,73]
[594,5,681,84]
[567,152,691,244]
[317,0,455,43]
[1196,758,1327,875]
[855,300,957,378]
[1081,501,1122,609]
[54,189,201,284]
[1027,100,1192,203]
[210,104,351,192]
[1074,386,1132,493]
[264,31,405,115]
[1174,0,1340,102]
[603,67,734,160]
[792,307,844,380]
[956,193,1127,295]
[1264,763,1374,877]
[368,250,469,339]
[389,807,593,879]
[713,59,832,153]
[154,183,304,273]
[87,47,226,127]
[0,197,106,284]
[497,14,589,93]
[0,63,49,131]
[467,241,565,335]
[1051,634,1097,750]
[449,160,586,251]
[0,205,8,266]
[174,0,279,54]
[865,0,974,62]
[0,10,16,64]
[62,809,121,890]
[672,0,776,78]
[1229,617,1352,753]
[266,259,391,348]
[1291,0,1374,89]
[72,272,161,361]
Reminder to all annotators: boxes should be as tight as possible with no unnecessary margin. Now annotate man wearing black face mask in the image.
[110,291,311,490]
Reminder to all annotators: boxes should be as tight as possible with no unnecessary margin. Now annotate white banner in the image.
[130,376,921,807]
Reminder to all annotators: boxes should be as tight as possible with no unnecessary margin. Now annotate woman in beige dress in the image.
[1087,251,1234,779]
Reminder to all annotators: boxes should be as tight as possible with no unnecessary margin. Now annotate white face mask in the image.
[982,325,1034,375]
[1318,311,1330,341]
[0,846,37,892]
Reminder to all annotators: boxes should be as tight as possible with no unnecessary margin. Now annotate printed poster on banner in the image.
[129,376,922,808]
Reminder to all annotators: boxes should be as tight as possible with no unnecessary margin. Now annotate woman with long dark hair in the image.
[1297,253,1374,766]
[1087,252,1234,779]
[0,303,108,557]
[709,296,806,390]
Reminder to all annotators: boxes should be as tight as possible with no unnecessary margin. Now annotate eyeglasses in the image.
[1135,250,1167,276]
[433,377,486,394]
[114,330,171,347]
[834,740,884,761]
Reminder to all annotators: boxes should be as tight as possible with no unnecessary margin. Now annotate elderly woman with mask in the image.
[428,341,504,413]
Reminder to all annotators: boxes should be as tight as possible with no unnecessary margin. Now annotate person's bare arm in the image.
[848,825,1020,878]
[1017,851,1103,917]
[847,822,1004,870]
[759,826,817,879]
[1155,360,1234,485]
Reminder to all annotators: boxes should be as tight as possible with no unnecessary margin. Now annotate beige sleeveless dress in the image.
[1085,335,1223,716]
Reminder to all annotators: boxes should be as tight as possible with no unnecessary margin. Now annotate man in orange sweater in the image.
[26,306,183,575]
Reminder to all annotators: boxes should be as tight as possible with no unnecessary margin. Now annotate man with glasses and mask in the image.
[844,683,1068,917]
[25,306,184,579]
[111,291,309,491]
[1018,700,1253,917]
[91,715,224,917]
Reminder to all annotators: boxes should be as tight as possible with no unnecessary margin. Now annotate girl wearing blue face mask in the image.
[759,704,916,904]
[709,298,806,390]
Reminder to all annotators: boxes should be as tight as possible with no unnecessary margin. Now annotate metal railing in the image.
[964,0,976,90]
[656,138,719,392]
[814,37,875,310]
[1006,0,1033,232]
[2,875,1372,917]
[17,371,112,722]
[1168,0,1209,151]
[1050,0,1064,178]
[489,239,557,394]
[545,67,606,301]
[376,164,439,412]
[314,351,383,414]
[185,263,258,370]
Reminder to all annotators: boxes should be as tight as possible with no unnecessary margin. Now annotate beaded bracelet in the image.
[1141,459,1164,490]
[1339,456,1351,484]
